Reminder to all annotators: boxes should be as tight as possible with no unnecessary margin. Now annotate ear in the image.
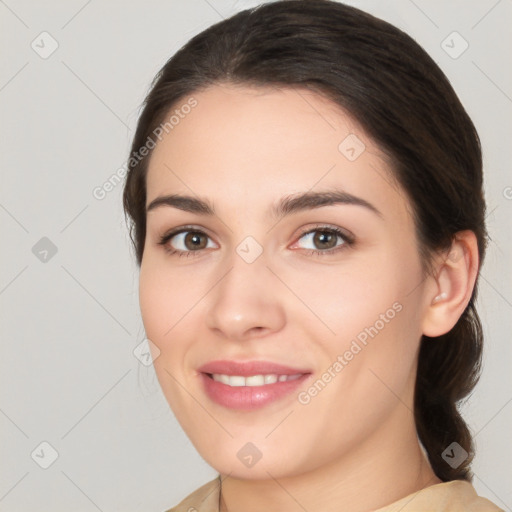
[421,230,480,337]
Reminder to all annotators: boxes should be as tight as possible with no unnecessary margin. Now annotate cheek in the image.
[138,260,190,358]
[139,257,196,334]
[310,260,422,417]
[138,257,216,381]
[292,303,420,456]
[285,246,423,387]
[138,262,196,413]
[280,257,408,343]
[139,264,168,340]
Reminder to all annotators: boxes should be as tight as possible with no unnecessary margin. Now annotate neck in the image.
[219,404,441,512]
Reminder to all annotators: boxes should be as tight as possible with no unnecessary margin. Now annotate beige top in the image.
[165,478,504,512]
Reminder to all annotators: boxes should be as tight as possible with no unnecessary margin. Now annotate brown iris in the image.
[184,232,208,250]
[312,230,338,250]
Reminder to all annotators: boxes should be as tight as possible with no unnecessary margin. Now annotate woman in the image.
[123,1,503,510]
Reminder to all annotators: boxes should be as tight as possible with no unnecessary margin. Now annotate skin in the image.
[139,84,479,511]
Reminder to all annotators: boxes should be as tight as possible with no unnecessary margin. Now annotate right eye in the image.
[158,228,217,256]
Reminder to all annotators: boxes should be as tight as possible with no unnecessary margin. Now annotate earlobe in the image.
[422,231,479,338]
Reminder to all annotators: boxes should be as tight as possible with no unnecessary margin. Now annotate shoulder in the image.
[163,478,220,512]
[163,478,503,512]
[375,480,504,512]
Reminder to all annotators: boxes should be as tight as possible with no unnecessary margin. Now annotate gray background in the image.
[1,0,511,510]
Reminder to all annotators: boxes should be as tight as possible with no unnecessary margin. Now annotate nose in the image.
[205,253,286,342]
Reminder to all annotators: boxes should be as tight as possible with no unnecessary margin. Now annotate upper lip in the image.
[198,360,311,376]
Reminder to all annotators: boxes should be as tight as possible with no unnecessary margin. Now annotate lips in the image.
[197,360,311,410]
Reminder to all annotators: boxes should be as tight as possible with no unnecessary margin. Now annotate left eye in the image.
[167,231,216,252]
[295,228,349,251]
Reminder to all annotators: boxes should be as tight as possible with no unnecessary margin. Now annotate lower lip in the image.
[200,373,310,410]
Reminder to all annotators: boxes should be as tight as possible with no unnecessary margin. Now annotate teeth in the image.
[217,374,230,385]
[246,375,265,386]
[264,374,278,384]
[229,376,246,387]
[211,373,302,387]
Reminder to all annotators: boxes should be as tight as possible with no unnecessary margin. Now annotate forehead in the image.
[149,84,367,168]
[145,84,411,223]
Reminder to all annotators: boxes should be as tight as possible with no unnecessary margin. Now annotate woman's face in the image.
[140,84,431,479]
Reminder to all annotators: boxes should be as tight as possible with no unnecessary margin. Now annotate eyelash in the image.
[157,224,355,258]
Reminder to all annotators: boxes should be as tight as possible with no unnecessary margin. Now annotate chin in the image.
[192,436,314,481]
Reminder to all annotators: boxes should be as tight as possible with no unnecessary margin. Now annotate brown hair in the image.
[123,0,487,482]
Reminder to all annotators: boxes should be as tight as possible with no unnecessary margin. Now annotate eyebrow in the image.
[146,189,382,219]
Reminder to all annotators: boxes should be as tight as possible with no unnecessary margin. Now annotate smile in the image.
[197,360,311,410]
